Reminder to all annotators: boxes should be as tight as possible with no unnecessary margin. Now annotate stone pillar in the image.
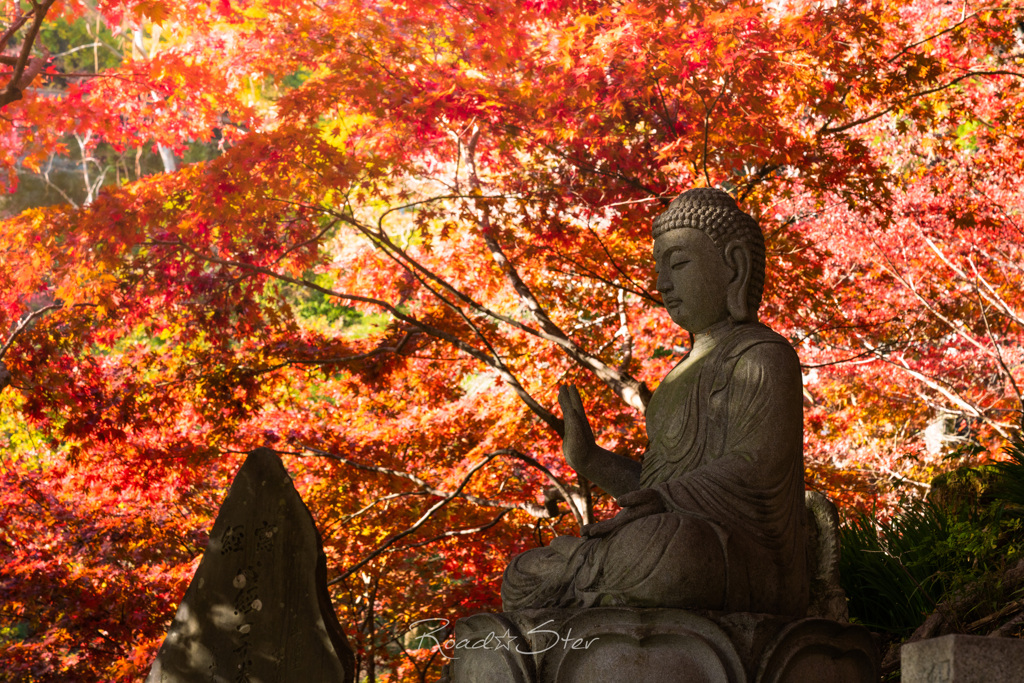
[147,448,354,683]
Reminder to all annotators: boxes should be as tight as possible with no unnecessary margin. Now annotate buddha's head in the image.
[651,188,765,333]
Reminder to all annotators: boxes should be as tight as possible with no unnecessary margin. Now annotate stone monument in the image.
[147,448,355,683]
[445,189,879,682]
[902,634,1024,683]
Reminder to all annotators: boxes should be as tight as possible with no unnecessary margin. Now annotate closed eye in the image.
[671,260,689,269]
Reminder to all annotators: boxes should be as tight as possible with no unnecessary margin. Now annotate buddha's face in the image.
[653,228,733,334]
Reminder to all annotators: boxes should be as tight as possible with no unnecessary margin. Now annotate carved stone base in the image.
[444,608,878,683]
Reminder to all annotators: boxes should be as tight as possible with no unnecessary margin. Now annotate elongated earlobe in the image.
[724,241,754,322]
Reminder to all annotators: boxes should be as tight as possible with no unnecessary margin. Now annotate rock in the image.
[902,634,1024,683]
[146,448,354,683]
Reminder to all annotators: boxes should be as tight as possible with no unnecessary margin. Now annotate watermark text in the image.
[408,618,598,660]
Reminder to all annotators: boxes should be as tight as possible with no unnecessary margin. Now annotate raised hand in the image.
[558,384,596,476]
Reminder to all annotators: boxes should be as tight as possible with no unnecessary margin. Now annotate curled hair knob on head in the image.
[652,188,766,318]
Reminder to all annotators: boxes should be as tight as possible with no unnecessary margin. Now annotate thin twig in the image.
[323,449,511,584]
[0,301,63,360]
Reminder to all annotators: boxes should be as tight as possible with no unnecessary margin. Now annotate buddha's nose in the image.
[656,269,673,294]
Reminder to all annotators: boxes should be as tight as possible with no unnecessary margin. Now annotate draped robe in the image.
[501,321,808,616]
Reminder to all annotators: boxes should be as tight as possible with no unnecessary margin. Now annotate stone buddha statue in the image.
[502,188,809,617]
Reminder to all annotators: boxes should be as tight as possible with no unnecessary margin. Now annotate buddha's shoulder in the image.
[726,324,800,375]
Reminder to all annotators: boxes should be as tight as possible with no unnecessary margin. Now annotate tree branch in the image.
[695,79,728,187]
[462,131,651,412]
[317,445,584,585]
[820,70,1024,137]
[0,0,57,108]
[0,300,63,361]
[154,238,564,433]
[303,443,583,528]
[390,509,511,551]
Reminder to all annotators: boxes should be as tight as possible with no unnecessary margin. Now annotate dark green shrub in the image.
[840,414,1024,635]
[840,502,948,633]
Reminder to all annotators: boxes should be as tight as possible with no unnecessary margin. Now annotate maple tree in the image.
[3,0,1024,679]
[0,411,225,678]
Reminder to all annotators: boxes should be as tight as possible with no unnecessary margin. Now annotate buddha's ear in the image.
[723,241,754,322]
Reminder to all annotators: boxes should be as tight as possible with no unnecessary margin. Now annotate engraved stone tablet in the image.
[147,448,354,683]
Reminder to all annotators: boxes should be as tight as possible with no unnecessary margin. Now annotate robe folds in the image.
[501,322,809,616]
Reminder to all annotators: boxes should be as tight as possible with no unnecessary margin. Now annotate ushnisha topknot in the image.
[652,187,766,314]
